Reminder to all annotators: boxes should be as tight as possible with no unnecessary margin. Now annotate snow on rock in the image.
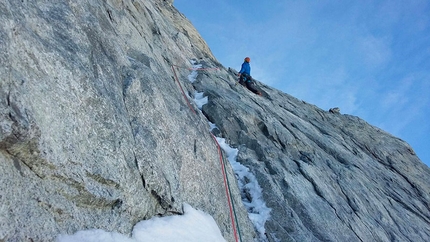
[190,64,271,241]
[194,91,208,109]
[215,136,271,239]
[187,63,202,83]
[57,204,226,242]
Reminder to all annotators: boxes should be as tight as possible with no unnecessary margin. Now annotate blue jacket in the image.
[239,62,251,75]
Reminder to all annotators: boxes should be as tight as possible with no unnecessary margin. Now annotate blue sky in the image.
[174,1,430,167]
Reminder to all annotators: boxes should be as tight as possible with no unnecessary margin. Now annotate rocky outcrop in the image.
[1,0,430,242]
[0,1,253,241]
[195,67,430,241]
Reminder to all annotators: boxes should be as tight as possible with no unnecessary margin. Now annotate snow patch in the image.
[188,61,271,241]
[57,204,226,242]
[194,91,208,109]
[187,63,202,83]
[215,135,271,239]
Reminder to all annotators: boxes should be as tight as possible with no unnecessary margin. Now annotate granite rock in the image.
[0,1,253,241]
[1,0,429,242]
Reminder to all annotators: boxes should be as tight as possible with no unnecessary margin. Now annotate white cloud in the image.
[357,35,392,68]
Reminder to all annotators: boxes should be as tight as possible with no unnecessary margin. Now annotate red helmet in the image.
[244,57,250,62]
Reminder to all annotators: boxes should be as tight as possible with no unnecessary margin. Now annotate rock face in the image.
[197,67,430,241]
[0,1,254,241]
[1,1,430,242]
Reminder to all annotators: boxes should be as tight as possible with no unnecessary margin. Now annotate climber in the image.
[238,57,262,96]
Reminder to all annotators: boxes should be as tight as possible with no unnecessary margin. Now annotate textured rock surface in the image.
[196,67,430,241]
[1,0,430,242]
[0,1,254,241]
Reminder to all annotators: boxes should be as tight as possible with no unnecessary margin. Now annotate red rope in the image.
[171,64,239,241]
[188,67,220,71]
[211,133,239,242]
[172,64,220,71]
[171,65,196,115]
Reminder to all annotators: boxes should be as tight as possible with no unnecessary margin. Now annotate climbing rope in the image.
[171,64,241,242]
[171,65,196,115]
[211,134,243,242]
[172,64,220,71]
